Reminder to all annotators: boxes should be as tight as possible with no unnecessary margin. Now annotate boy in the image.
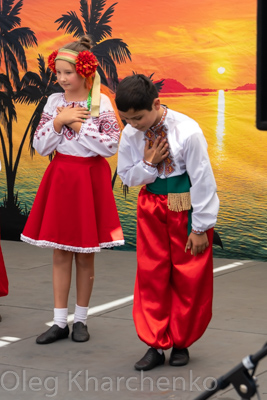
[115,74,219,371]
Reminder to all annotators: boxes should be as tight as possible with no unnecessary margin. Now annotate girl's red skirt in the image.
[21,152,124,253]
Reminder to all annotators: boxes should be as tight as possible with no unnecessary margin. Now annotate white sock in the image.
[157,349,163,355]
[73,304,88,325]
[53,308,68,329]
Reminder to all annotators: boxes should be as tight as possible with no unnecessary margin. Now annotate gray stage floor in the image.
[0,240,266,400]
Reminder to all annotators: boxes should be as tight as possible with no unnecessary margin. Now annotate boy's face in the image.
[119,98,163,132]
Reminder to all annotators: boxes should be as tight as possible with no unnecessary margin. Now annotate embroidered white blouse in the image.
[117,107,219,232]
[33,92,121,158]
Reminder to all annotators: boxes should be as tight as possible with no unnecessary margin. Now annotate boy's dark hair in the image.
[115,74,158,112]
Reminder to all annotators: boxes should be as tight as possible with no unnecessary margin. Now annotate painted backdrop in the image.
[1,0,266,261]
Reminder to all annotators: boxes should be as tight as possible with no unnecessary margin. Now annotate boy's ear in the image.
[153,98,161,110]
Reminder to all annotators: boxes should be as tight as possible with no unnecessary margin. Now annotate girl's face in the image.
[55,60,85,93]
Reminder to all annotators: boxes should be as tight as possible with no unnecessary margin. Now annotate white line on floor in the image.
[213,260,252,273]
[45,260,252,326]
[0,259,254,344]
[46,295,134,326]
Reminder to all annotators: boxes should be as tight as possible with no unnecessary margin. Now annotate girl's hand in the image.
[55,105,90,126]
[144,136,169,165]
[56,106,64,114]
[185,232,209,256]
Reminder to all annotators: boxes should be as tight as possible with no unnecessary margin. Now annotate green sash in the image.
[146,172,192,236]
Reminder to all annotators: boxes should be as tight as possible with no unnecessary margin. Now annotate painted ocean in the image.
[1,91,267,261]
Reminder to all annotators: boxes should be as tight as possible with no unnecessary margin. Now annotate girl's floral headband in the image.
[48,48,99,78]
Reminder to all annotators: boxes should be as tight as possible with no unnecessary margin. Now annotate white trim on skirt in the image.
[20,234,125,253]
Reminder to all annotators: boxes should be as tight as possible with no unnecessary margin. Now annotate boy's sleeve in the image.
[33,94,64,156]
[75,95,121,157]
[183,127,219,231]
[117,128,158,187]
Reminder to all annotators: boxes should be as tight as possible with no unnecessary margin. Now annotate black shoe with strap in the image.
[134,348,165,371]
[36,324,69,344]
[169,347,189,366]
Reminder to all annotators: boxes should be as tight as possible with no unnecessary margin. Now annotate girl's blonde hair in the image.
[63,35,93,52]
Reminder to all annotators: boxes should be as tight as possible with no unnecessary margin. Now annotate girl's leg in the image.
[75,252,95,307]
[53,249,73,308]
[71,252,95,342]
[36,249,73,344]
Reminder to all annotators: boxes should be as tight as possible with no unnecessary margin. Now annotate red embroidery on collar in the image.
[144,107,175,177]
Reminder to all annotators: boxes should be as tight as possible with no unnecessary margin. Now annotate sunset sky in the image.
[16,0,256,89]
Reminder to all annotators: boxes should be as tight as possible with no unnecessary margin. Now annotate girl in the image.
[21,36,124,344]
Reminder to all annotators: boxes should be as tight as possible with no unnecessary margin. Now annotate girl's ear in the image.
[153,98,161,110]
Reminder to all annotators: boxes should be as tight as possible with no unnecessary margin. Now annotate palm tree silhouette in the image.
[0,0,37,238]
[0,73,17,209]
[55,0,131,89]
[0,0,37,90]
[0,0,37,206]
[0,54,60,239]
[16,55,62,160]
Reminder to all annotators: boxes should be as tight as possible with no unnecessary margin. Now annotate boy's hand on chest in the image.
[143,136,169,165]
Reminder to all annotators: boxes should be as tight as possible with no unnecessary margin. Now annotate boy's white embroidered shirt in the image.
[117,108,219,232]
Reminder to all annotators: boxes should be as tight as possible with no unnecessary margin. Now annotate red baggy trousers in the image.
[133,187,214,350]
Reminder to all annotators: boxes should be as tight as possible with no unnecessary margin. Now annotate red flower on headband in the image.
[48,50,58,74]
[76,51,99,78]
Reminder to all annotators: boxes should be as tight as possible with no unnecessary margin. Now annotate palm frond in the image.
[47,73,62,93]
[79,0,90,34]
[16,86,43,105]
[0,12,20,31]
[2,0,16,15]
[28,98,48,157]
[37,54,49,84]
[3,34,27,70]
[0,91,17,127]
[96,65,109,86]
[2,47,21,88]
[92,48,118,86]
[55,12,85,38]
[18,71,41,90]
[122,183,129,198]
[92,23,112,42]
[0,73,14,93]
[154,79,165,93]
[8,0,23,27]
[94,39,131,64]
[37,55,60,92]
[14,27,38,47]
[0,92,10,125]
[92,3,117,41]
[88,0,106,29]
